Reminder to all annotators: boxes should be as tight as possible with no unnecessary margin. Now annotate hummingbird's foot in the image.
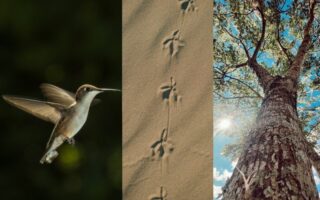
[67,138,75,146]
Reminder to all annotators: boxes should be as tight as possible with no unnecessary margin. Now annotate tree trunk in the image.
[222,76,319,199]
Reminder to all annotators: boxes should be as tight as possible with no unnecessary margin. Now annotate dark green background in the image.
[0,0,121,199]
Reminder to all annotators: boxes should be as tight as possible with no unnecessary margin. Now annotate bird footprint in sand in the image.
[148,186,168,200]
[159,77,182,105]
[179,0,198,13]
[150,129,174,160]
[162,30,184,58]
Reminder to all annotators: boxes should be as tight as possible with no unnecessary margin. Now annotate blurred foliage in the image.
[0,0,121,199]
[214,0,320,159]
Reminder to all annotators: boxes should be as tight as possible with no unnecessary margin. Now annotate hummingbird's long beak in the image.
[97,88,121,92]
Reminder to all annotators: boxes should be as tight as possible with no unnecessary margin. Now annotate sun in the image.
[218,118,232,130]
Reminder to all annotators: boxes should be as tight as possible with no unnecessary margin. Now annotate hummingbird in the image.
[2,84,120,164]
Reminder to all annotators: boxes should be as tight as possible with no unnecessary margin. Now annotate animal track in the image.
[148,186,168,200]
[147,0,189,188]
[179,0,198,13]
[123,155,149,168]
[150,128,174,160]
[159,77,182,105]
[162,30,184,58]
[149,77,180,174]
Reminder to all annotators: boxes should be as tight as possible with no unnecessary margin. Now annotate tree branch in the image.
[243,1,273,90]
[214,9,254,16]
[220,1,273,90]
[223,62,248,74]
[286,0,317,81]
[276,19,293,63]
[218,62,248,72]
[223,74,263,98]
[252,0,267,60]
[233,62,248,69]
[248,60,273,90]
[222,27,251,59]
[223,27,273,90]
[214,92,260,100]
[214,68,263,98]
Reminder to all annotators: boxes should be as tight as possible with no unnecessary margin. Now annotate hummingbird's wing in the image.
[40,84,76,106]
[40,83,101,106]
[2,95,62,124]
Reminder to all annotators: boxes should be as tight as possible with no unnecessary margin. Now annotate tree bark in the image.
[222,77,319,199]
[248,60,273,92]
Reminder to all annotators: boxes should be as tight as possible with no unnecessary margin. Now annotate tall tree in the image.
[214,0,320,199]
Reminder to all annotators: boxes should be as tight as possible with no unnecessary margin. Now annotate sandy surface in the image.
[123,0,212,199]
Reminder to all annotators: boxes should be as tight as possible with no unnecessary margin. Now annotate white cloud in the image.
[214,185,222,199]
[214,168,232,181]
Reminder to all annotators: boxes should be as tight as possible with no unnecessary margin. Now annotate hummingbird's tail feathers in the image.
[40,150,58,164]
[41,135,65,164]
[2,95,62,124]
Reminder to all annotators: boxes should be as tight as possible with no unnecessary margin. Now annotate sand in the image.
[123,0,213,199]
